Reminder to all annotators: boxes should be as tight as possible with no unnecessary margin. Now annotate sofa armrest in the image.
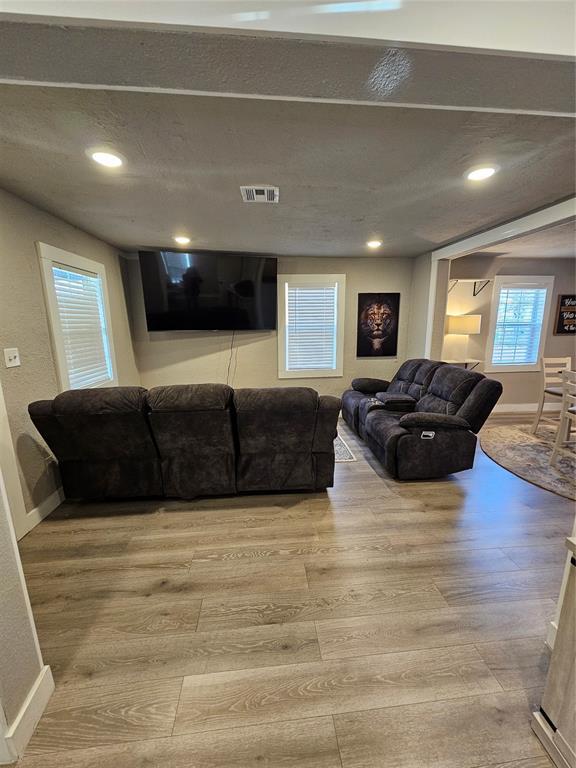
[351,378,390,394]
[375,392,416,412]
[399,413,471,430]
[313,395,341,452]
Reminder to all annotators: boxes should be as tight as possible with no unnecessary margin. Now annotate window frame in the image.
[37,242,118,390]
[277,273,346,379]
[484,274,554,373]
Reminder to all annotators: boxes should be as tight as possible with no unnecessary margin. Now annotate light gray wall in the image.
[0,188,140,513]
[125,255,418,396]
[406,252,432,359]
[448,256,576,405]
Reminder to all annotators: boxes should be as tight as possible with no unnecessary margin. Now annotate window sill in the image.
[484,366,540,374]
[278,370,343,379]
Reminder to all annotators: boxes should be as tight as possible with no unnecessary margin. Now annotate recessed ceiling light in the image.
[173,235,191,246]
[90,151,123,168]
[466,166,498,182]
[366,239,383,249]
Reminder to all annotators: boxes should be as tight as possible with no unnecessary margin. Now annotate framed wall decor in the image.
[356,293,400,357]
[553,294,576,335]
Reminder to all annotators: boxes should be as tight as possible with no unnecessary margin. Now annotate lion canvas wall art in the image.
[356,293,400,357]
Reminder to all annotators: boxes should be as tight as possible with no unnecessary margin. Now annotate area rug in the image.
[480,423,575,500]
[334,434,356,462]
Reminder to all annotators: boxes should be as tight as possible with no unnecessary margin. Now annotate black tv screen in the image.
[139,251,277,331]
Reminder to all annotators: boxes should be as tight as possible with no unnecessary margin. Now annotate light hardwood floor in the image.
[17,421,574,767]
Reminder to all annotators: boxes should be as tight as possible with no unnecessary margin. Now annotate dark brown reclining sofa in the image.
[29,384,341,500]
[342,359,502,480]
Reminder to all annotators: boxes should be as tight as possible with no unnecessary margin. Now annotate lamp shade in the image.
[446,314,482,335]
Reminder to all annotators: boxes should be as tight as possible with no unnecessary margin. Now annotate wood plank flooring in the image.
[17,420,574,767]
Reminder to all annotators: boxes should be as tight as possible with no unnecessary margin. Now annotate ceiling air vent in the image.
[240,185,279,203]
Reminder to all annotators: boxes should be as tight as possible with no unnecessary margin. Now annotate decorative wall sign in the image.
[554,294,576,335]
[356,293,400,357]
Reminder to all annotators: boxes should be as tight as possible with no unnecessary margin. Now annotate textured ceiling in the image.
[471,220,576,259]
[0,85,574,257]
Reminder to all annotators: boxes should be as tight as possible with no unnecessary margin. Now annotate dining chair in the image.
[532,357,573,435]
[550,369,576,466]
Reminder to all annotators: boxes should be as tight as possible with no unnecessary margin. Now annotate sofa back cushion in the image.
[388,359,444,399]
[456,377,503,433]
[234,387,319,491]
[147,384,236,497]
[52,387,156,462]
[49,386,163,497]
[416,365,484,415]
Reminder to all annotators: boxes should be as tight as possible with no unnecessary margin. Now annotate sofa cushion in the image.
[388,359,444,399]
[341,389,366,433]
[375,392,417,412]
[147,384,233,411]
[364,410,409,476]
[364,410,407,445]
[399,412,471,430]
[351,377,390,394]
[49,386,162,497]
[456,377,503,433]
[415,365,483,415]
[234,387,319,491]
[53,386,148,414]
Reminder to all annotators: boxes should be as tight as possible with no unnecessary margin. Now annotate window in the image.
[278,274,346,378]
[486,275,554,372]
[38,243,117,389]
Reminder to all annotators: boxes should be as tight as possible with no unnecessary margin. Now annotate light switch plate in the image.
[4,348,21,368]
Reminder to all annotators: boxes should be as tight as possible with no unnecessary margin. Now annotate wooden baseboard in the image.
[2,666,54,762]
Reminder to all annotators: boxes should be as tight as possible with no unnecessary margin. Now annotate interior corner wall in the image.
[406,252,432,359]
[125,255,415,396]
[447,255,576,406]
[0,188,139,519]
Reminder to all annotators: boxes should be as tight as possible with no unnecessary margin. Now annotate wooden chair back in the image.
[541,357,573,388]
[560,369,576,415]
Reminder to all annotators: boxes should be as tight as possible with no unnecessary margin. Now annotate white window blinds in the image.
[285,281,338,372]
[491,286,548,366]
[52,265,114,388]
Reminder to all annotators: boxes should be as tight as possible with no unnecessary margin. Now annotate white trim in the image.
[493,402,562,414]
[531,712,572,768]
[431,199,576,262]
[19,486,64,539]
[36,242,118,391]
[424,258,439,358]
[3,667,54,762]
[0,78,572,119]
[484,275,554,373]
[277,274,346,379]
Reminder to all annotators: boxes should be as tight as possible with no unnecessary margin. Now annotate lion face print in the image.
[356,294,400,357]
[360,301,394,352]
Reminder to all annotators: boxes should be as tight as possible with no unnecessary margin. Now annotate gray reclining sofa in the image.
[342,359,502,479]
[29,384,341,499]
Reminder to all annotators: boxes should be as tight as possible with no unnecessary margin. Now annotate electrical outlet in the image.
[4,348,21,368]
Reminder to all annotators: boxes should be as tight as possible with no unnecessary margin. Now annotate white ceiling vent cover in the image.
[240,185,279,203]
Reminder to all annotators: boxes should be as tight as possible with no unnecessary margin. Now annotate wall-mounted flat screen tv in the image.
[139,251,277,331]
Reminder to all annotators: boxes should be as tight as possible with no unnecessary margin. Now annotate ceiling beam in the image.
[0,17,574,116]
[430,198,576,261]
